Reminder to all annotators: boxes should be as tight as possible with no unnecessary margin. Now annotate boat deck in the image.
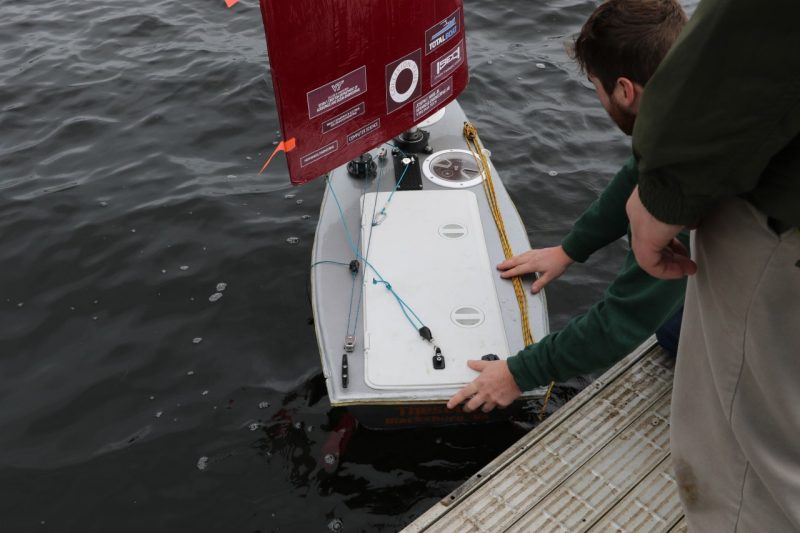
[403,339,687,532]
[311,100,549,407]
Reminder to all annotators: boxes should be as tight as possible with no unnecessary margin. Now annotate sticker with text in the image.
[425,8,461,55]
[321,102,366,133]
[431,40,465,86]
[347,119,381,144]
[306,66,367,119]
[385,49,422,114]
[413,78,453,122]
[300,141,338,167]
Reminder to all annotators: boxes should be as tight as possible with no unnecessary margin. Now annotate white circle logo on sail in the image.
[389,59,419,104]
[385,49,422,114]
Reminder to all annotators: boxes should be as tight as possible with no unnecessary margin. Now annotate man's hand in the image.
[626,186,697,279]
[446,360,522,413]
[497,246,574,293]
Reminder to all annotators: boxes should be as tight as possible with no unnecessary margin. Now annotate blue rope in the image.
[371,279,425,330]
[373,160,410,225]
[310,260,350,268]
[325,174,426,333]
[352,163,382,331]
[348,167,379,336]
[344,172,370,337]
[364,163,382,261]
[384,163,410,206]
[326,176,360,259]
[383,142,407,158]
[322,176,362,338]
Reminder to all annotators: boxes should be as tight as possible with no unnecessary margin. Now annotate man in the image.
[626,0,800,529]
[447,0,688,413]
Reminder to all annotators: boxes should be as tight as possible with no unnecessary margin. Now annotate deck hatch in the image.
[361,190,509,389]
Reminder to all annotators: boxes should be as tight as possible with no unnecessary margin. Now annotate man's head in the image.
[572,0,687,134]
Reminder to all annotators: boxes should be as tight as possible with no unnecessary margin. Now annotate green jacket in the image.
[633,0,800,227]
[506,157,687,391]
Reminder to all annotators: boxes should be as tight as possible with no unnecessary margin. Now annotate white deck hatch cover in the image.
[360,190,510,389]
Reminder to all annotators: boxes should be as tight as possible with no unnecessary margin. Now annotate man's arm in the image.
[632,0,800,229]
[626,186,696,279]
[560,156,637,262]
[446,359,521,413]
[496,158,638,292]
[497,245,573,294]
[449,247,687,411]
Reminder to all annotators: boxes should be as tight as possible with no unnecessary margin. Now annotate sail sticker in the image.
[258,0,469,185]
[385,49,422,114]
[321,102,366,134]
[431,40,465,86]
[300,141,339,167]
[306,66,367,119]
[425,8,461,55]
[413,77,453,122]
[347,119,381,144]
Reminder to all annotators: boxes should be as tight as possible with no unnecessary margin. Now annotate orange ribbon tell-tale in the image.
[259,138,296,175]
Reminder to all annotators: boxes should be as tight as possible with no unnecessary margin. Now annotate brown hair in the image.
[572,0,687,93]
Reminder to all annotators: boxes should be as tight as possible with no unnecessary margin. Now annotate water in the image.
[0,0,657,530]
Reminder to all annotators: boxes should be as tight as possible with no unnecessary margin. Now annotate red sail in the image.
[258,0,469,185]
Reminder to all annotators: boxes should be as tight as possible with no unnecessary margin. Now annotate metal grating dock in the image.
[404,339,685,532]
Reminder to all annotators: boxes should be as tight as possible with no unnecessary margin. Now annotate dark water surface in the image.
[0,0,654,530]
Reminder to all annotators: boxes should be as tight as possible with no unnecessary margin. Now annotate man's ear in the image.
[614,77,644,111]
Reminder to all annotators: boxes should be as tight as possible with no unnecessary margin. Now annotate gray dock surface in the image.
[404,339,685,532]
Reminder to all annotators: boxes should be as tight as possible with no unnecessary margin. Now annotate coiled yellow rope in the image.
[463,121,555,419]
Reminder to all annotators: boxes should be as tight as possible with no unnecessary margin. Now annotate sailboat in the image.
[257,0,549,427]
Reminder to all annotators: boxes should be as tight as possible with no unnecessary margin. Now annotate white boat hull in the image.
[310,100,549,407]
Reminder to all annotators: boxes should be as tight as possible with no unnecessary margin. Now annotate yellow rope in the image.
[463,121,554,420]
[539,381,556,420]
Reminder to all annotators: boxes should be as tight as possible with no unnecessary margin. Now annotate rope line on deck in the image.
[325,174,428,336]
[463,122,555,418]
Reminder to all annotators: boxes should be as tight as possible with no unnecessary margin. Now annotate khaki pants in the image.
[672,197,800,532]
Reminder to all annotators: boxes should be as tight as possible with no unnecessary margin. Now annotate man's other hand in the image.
[497,246,574,293]
[626,186,697,279]
[446,360,522,413]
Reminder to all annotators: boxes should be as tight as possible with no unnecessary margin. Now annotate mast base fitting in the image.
[347,153,377,179]
[394,128,431,154]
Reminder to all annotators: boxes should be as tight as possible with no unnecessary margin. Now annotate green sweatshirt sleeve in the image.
[506,245,686,391]
[633,0,800,226]
[560,157,637,263]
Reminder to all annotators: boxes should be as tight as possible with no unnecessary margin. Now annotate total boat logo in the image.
[426,9,461,55]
